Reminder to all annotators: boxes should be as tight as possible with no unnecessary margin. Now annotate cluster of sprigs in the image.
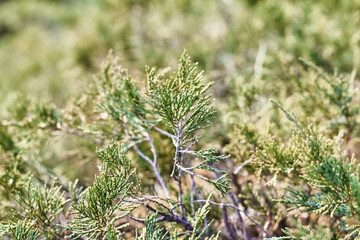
[0,177,68,239]
[66,143,138,239]
[0,220,40,240]
[0,98,64,204]
[89,50,233,238]
[94,50,232,197]
[222,53,360,238]
[0,51,239,239]
[295,59,359,139]
[1,49,359,239]
[255,99,360,239]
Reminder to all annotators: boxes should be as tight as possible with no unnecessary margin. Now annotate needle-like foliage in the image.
[0,177,68,239]
[146,50,215,139]
[257,100,360,239]
[66,143,138,239]
[0,220,40,240]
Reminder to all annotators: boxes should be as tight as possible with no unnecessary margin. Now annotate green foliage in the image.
[0,220,40,240]
[134,213,168,240]
[1,51,230,239]
[0,123,16,152]
[1,177,68,239]
[2,0,360,239]
[255,100,360,239]
[146,50,214,137]
[91,49,230,196]
[189,194,215,240]
[66,143,137,239]
[294,59,359,137]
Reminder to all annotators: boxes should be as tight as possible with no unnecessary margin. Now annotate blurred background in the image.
[2,0,359,104]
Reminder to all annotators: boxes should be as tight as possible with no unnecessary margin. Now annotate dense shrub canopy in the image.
[1,0,360,239]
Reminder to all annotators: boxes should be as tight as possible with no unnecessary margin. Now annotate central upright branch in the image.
[171,121,183,177]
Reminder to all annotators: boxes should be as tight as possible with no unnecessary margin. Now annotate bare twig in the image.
[132,143,170,199]
[176,231,193,237]
[153,126,175,138]
[141,131,171,199]
[211,167,251,240]
[124,196,172,214]
[145,204,193,231]
[123,122,171,199]
[222,204,237,240]
[233,156,254,175]
[129,216,194,238]
[133,144,153,165]
[228,191,251,240]
[128,215,146,223]
[152,166,170,200]
[189,169,196,216]
[182,138,200,153]
[176,164,211,182]
[171,127,182,177]
[177,152,186,219]
[195,199,270,237]
[184,157,208,226]
[145,131,158,165]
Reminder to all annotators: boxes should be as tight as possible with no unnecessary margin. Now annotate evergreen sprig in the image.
[0,177,69,239]
[146,50,215,139]
[66,143,138,239]
[134,213,168,240]
[259,101,360,239]
[0,220,40,240]
[0,50,268,239]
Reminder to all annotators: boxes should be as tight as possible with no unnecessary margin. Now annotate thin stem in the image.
[222,204,237,240]
[194,199,270,237]
[130,211,193,235]
[133,144,170,199]
[171,127,182,177]
[123,123,171,199]
[153,126,175,138]
[145,131,158,165]
[184,157,210,237]
[153,166,170,200]
[177,152,186,219]
[142,131,171,199]
[177,171,186,219]
[211,167,251,240]
[176,164,211,182]
[233,156,254,175]
[228,191,250,240]
[190,173,195,216]
[128,215,145,223]
[133,144,153,165]
[231,172,248,210]
[145,204,193,231]
[125,195,174,215]
[176,231,193,237]
[182,138,199,153]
